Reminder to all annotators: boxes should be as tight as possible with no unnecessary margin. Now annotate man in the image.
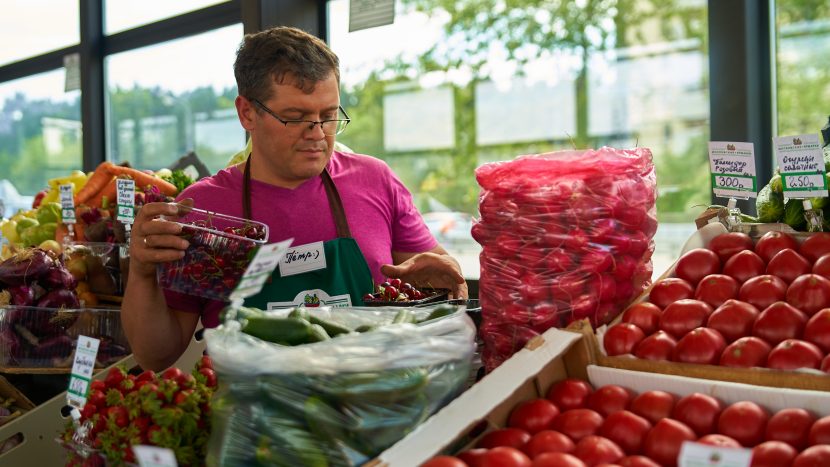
[122,26,467,371]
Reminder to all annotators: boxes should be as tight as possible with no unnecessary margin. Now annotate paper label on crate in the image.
[267,289,352,309]
[230,239,293,300]
[116,178,136,223]
[708,141,757,199]
[678,441,752,467]
[133,445,178,467]
[774,133,828,198]
[66,336,100,408]
[278,241,326,277]
[59,184,77,224]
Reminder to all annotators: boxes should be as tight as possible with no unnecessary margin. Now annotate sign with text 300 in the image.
[707,142,757,199]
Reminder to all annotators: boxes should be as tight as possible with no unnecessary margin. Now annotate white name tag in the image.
[279,241,327,277]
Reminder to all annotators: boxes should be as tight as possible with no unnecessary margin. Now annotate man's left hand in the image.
[381,252,468,299]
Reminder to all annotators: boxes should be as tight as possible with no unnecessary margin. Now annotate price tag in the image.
[116,178,136,223]
[133,445,178,467]
[230,239,293,301]
[708,142,757,199]
[66,336,100,409]
[774,133,828,198]
[678,441,752,467]
[59,184,77,224]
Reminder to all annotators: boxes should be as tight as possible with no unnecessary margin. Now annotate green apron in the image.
[240,155,374,310]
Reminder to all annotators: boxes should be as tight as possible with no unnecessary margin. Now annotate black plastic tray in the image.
[362,288,450,307]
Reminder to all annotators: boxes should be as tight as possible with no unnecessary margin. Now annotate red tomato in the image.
[422,456,468,467]
[457,449,488,467]
[621,302,662,335]
[547,379,594,411]
[598,410,652,455]
[617,455,660,467]
[808,415,830,445]
[767,339,824,371]
[823,355,830,373]
[642,419,697,467]
[659,299,713,339]
[481,447,532,467]
[629,391,676,425]
[551,409,605,442]
[751,440,797,467]
[698,434,741,447]
[793,445,830,467]
[671,393,722,436]
[812,254,830,279]
[588,385,633,418]
[604,323,646,357]
[799,232,830,263]
[786,274,830,316]
[765,408,816,450]
[531,452,586,467]
[648,278,694,309]
[523,430,575,458]
[572,436,624,466]
[632,331,677,361]
[719,336,771,368]
[804,309,830,352]
[708,232,754,261]
[476,428,532,450]
[509,399,561,435]
[717,401,769,447]
[706,299,760,342]
[694,274,739,308]
[675,248,721,285]
[738,275,788,310]
[755,231,799,263]
[673,327,726,365]
[752,302,808,345]
[723,250,766,283]
[766,248,811,283]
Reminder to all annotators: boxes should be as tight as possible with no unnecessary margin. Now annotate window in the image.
[105,0,227,34]
[327,0,709,279]
[106,24,244,173]
[0,1,80,66]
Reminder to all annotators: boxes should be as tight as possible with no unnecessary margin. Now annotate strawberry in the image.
[107,406,128,428]
[89,380,106,393]
[197,367,217,388]
[162,367,183,382]
[104,367,126,389]
[136,370,156,383]
[87,390,106,409]
[80,403,96,420]
[197,355,213,370]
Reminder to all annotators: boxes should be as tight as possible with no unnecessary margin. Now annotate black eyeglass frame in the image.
[249,97,351,135]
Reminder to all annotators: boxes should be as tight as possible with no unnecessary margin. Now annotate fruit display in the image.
[362,277,449,306]
[63,243,121,300]
[473,147,657,371]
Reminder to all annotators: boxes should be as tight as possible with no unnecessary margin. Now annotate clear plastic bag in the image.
[204,305,476,466]
[473,147,657,371]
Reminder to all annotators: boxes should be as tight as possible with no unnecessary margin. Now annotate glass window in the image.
[106,24,244,174]
[105,0,227,34]
[0,70,82,215]
[328,0,709,279]
[0,1,80,67]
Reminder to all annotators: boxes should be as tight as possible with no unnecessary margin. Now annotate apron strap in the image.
[242,153,352,238]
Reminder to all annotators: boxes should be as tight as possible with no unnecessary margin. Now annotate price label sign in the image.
[66,335,100,409]
[708,142,757,199]
[678,441,752,467]
[116,179,136,223]
[230,239,293,301]
[133,445,178,467]
[774,133,828,198]
[59,184,77,224]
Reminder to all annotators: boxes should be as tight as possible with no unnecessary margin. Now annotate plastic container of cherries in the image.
[362,277,449,306]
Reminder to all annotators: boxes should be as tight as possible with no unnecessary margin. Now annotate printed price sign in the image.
[679,441,752,467]
[133,445,178,467]
[116,179,136,223]
[708,142,757,199]
[774,133,828,198]
[66,336,100,408]
[230,239,293,300]
[59,184,77,224]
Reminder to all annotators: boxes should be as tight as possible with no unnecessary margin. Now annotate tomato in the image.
[617,456,660,467]
[598,410,652,455]
[422,456,468,467]
[694,434,739,448]
[751,440,797,467]
[457,449,488,467]
[648,278,694,309]
[786,274,830,316]
[767,339,824,371]
[719,336,771,368]
[804,309,830,352]
[523,430,575,458]
[717,401,769,447]
[573,436,624,466]
[708,232,754,261]
[723,250,766,284]
[531,452,587,467]
[738,275,788,310]
[642,419,696,467]
[675,248,721,285]
[633,331,677,362]
[629,391,676,425]
[752,301,808,345]
[481,446,532,467]
[547,379,594,411]
[671,393,722,437]
[706,299,760,342]
[693,274,739,308]
[476,428,532,450]
[823,354,830,373]
[766,248,811,283]
[808,415,830,445]
[755,231,799,263]
[659,299,712,339]
[588,385,633,418]
[621,302,662,335]
[812,254,830,279]
[793,445,830,467]
[508,399,561,434]
[799,232,830,263]
[604,323,646,357]
[673,327,726,365]
[551,409,605,442]
[765,408,816,450]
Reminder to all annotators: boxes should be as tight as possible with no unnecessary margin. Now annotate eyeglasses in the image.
[250,98,350,136]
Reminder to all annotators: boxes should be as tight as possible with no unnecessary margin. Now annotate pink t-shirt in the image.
[164,150,437,327]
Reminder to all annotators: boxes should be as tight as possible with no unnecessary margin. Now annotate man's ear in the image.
[236,95,256,131]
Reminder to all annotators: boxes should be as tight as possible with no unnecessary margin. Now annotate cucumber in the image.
[317,368,429,403]
[308,316,352,337]
[241,317,316,345]
[392,309,416,324]
[253,406,329,467]
[287,307,311,320]
[419,304,458,323]
[309,324,331,342]
[354,324,376,333]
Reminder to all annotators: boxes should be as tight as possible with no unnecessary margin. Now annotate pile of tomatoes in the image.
[604,231,830,372]
[421,378,830,467]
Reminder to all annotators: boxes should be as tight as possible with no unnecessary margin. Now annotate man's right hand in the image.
[129,201,191,278]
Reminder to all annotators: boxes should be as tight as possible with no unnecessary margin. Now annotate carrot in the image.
[108,165,179,196]
[75,162,115,205]
[86,177,118,209]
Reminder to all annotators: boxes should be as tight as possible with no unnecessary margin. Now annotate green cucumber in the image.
[241,316,315,345]
[309,324,331,342]
[354,324,376,333]
[308,316,352,337]
[287,307,311,320]
[392,309,416,324]
[419,304,458,323]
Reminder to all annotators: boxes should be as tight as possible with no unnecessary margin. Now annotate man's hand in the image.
[129,200,192,278]
[381,251,468,299]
